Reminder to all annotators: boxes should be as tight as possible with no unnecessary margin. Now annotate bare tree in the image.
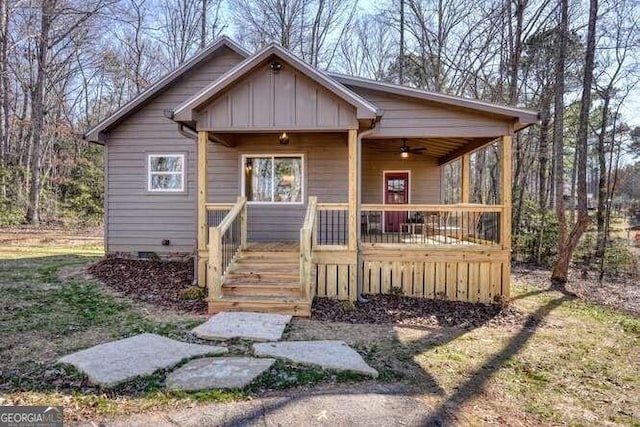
[336,14,396,79]
[232,0,355,68]
[158,0,201,67]
[593,0,639,259]
[24,0,113,224]
[233,0,305,51]
[0,0,9,171]
[550,0,596,283]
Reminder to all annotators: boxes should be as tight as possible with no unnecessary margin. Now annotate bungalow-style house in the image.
[85,37,538,316]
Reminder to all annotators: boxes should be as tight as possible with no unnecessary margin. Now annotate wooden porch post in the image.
[197,130,208,288]
[459,153,471,241]
[461,153,471,203]
[500,134,513,300]
[348,129,358,251]
[348,129,359,301]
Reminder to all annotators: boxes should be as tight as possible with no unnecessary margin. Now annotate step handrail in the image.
[300,196,318,301]
[208,196,247,299]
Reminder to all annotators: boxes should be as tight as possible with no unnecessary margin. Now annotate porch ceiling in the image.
[363,137,497,164]
[203,132,499,165]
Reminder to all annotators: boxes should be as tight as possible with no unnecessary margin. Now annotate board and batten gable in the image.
[196,63,359,131]
[346,87,514,138]
[206,133,349,241]
[105,47,245,254]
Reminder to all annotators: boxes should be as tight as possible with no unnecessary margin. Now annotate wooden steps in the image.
[208,295,310,317]
[209,243,311,317]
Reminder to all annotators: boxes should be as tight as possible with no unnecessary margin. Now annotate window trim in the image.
[241,153,305,205]
[147,153,186,193]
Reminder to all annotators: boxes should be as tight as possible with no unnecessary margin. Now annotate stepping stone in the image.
[166,357,275,391]
[192,312,292,342]
[253,340,378,378]
[58,333,227,387]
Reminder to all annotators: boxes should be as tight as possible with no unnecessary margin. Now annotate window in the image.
[243,155,303,203]
[148,154,184,192]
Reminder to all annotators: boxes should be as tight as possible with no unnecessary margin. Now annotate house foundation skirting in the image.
[314,248,510,304]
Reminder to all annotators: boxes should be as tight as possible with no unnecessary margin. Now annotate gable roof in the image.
[172,44,380,123]
[85,37,539,143]
[329,73,539,130]
[84,36,250,143]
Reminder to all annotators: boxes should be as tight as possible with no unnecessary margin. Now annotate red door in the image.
[384,172,409,232]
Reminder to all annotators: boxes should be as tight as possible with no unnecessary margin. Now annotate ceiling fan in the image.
[399,139,426,158]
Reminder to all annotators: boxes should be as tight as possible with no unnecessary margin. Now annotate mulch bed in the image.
[311,295,530,329]
[88,257,206,313]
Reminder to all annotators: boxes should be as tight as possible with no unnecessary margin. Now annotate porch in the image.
[196,131,513,315]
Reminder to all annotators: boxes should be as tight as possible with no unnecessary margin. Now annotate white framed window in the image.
[147,154,185,192]
[242,154,304,204]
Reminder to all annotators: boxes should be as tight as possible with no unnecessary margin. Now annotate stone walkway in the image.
[58,333,227,387]
[59,312,377,391]
[192,312,292,341]
[166,357,276,390]
[254,340,378,377]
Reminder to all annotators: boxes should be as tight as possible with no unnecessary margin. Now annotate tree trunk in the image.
[0,0,7,168]
[551,0,597,283]
[536,97,551,263]
[551,0,569,282]
[509,0,525,106]
[399,0,405,85]
[538,97,551,210]
[595,92,610,258]
[200,0,207,49]
[26,0,53,225]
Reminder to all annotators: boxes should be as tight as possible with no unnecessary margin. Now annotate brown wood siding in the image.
[361,143,441,204]
[207,133,349,241]
[199,64,358,131]
[105,47,245,253]
[350,88,512,138]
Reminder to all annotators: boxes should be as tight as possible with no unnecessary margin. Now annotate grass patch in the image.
[1,235,638,425]
[248,360,368,393]
[563,299,640,334]
[408,287,640,424]
[0,244,235,419]
[0,240,372,422]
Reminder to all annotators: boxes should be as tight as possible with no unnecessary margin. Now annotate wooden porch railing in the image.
[205,203,234,227]
[361,203,504,248]
[315,202,349,249]
[207,196,247,299]
[300,196,318,300]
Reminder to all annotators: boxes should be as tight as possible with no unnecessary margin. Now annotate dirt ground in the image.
[0,225,103,246]
[512,265,640,316]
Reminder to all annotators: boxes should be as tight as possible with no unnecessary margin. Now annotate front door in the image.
[383,172,409,232]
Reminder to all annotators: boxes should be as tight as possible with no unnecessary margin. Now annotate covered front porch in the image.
[167,43,535,315]
[195,130,513,315]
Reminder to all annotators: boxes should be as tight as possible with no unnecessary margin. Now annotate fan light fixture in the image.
[245,160,252,172]
[399,139,425,158]
[279,132,289,145]
[400,142,410,158]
